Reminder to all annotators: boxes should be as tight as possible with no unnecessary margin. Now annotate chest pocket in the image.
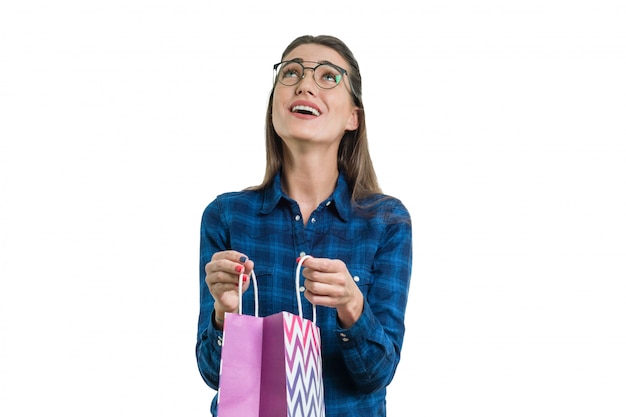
[348,265,373,298]
[241,266,277,317]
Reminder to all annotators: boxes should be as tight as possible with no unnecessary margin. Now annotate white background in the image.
[1,1,625,416]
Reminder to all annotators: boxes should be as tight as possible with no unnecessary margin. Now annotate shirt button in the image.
[339,333,346,337]
[342,337,349,342]
[295,214,301,221]
[353,276,360,282]
[299,251,306,257]
[310,217,316,223]
[325,200,331,206]
[299,286,305,292]
[217,336,223,347]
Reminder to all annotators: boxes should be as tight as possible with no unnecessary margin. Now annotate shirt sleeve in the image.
[334,201,413,394]
[195,197,228,390]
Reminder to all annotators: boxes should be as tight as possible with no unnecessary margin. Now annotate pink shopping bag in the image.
[217,255,325,417]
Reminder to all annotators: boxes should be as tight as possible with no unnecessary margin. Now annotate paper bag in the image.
[217,255,325,417]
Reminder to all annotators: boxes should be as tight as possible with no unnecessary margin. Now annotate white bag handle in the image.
[295,255,316,324]
[236,256,314,323]
[237,270,258,317]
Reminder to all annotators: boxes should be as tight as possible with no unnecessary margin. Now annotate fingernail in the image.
[242,274,248,282]
[235,265,243,273]
[296,257,301,263]
[239,256,247,263]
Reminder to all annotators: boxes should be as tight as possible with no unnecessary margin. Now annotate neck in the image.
[281,153,339,224]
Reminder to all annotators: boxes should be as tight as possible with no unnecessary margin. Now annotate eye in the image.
[317,65,342,87]
[321,72,337,82]
[281,62,302,79]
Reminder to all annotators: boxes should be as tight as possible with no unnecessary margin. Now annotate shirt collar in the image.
[260,170,351,222]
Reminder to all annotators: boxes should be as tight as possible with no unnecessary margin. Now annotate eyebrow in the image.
[286,58,337,67]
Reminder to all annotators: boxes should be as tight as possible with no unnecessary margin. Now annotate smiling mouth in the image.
[291,105,320,116]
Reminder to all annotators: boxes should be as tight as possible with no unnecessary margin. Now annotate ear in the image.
[345,107,359,132]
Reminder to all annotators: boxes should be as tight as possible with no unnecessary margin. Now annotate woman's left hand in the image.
[299,256,364,328]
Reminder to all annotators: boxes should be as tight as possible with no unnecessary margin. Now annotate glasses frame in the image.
[273,60,355,94]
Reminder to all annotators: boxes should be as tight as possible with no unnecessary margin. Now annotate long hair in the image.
[250,35,382,202]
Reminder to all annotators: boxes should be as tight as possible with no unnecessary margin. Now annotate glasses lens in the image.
[314,64,343,89]
[274,61,344,89]
[276,61,303,86]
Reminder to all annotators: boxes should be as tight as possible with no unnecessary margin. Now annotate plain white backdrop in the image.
[1,0,625,416]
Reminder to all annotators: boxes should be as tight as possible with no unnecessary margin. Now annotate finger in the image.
[303,286,339,308]
[206,257,252,278]
[211,250,251,264]
[217,251,255,275]
[305,276,342,296]
[301,264,340,284]
[207,272,251,297]
[299,256,344,274]
[242,258,255,275]
[205,269,234,286]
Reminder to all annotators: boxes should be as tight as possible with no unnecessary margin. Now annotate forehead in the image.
[283,43,349,69]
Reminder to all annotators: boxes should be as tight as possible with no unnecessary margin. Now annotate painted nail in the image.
[242,274,248,282]
[239,256,247,263]
[235,265,243,273]
[296,257,301,263]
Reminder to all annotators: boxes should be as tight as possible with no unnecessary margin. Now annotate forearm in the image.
[336,301,403,393]
[195,311,224,390]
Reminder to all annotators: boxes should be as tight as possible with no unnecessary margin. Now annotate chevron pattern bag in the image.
[217,255,325,417]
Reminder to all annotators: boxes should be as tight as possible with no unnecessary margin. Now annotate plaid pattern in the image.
[197,171,412,417]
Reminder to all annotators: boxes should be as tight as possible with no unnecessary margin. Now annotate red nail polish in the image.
[296,257,301,263]
[242,274,248,282]
[235,265,243,273]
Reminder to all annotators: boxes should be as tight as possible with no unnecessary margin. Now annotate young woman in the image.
[196,34,413,416]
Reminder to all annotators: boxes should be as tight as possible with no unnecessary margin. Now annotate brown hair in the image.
[251,35,382,202]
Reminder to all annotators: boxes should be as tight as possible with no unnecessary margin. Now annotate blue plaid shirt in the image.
[196,171,412,416]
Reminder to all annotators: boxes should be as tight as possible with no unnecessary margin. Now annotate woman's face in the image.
[272,43,358,149]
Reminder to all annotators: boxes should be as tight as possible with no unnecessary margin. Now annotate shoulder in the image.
[202,189,263,218]
[212,188,263,205]
[215,189,261,203]
[357,193,412,225]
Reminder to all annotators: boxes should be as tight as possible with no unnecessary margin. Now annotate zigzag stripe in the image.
[284,330,321,373]
[286,372,322,404]
[282,315,325,417]
[284,313,318,348]
[286,365,324,408]
[283,314,321,367]
[286,352,321,389]
[287,386,326,417]
[283,318,322,384]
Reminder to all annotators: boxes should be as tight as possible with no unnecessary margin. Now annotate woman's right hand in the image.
[204,250,254,326]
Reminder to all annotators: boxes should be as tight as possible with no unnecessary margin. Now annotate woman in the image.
[196,34,412,416]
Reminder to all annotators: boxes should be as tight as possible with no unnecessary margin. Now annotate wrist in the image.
[213,303,227,329]
[337,293,364,328]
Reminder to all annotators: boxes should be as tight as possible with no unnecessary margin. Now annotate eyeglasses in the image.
[273,60,349,90]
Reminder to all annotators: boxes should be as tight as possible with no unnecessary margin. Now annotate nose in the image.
[296,68,317,95]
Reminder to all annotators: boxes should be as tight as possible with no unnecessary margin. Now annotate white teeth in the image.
[291,105,320,116]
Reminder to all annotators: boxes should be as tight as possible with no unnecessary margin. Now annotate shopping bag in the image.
[216,270,263,417]
[217,255,325,417]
